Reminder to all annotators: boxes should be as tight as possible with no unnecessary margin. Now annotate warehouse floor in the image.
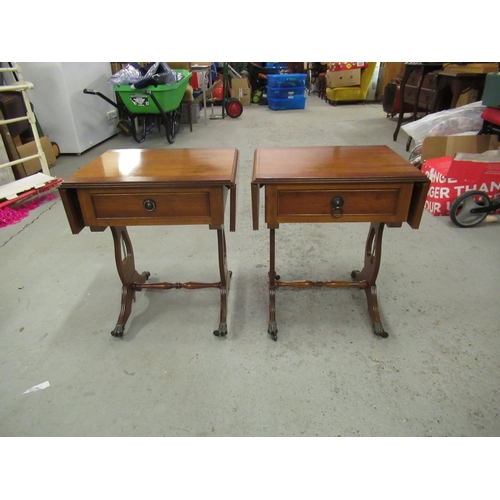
[1,94,499,438]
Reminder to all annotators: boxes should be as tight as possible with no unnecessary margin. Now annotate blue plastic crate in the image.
[266,73,307,88]
[264,62,286,69]
[268,95,306,111]
[266,86,305,99]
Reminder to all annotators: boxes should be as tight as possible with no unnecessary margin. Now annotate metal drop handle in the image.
[330,196,344,218]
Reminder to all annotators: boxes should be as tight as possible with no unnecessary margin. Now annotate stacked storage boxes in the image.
[267,73,307,111]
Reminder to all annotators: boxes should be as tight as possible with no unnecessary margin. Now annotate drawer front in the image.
[271,183,414,224]
[407,72,421,86]
[418,89,435,108]
[78,188,216,226]
[422,73,438,90]
[404,86,418,103]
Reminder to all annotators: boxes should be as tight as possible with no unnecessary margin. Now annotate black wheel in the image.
[164,113,174,144]
[174,109,181,134]
[165,110,180,144]
[225,98,243,118]
[133,117,146,143]
[450,190,491,228]
[124,117,145,144]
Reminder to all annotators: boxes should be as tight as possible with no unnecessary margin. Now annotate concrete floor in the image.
[1,95,499,437]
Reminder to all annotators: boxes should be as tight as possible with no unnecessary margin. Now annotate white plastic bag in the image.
[402,101,486,145]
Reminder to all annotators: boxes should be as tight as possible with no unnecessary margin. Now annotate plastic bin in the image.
[266,73,307,88]
[264,62,287,70]
[266,86,305,99]
[268,95,306,111]
[115,69,191,115]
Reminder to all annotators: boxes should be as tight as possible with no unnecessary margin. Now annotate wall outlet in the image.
[107,110,118,120]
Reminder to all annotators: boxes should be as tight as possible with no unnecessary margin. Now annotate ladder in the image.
[0,63,50,176]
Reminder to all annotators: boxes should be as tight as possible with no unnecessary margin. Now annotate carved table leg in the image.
[351,222,388,338]
[213,227,232,338]
[110,226,150,338]
[268,228,279,341]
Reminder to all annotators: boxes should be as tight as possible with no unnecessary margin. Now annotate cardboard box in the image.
[231,76,250,90]
[421,135,499,161]
[15,136,57,178]
[180,101,201,124]
[326,69,361,88]
[327,62,367,72]
[230,77,251,106]
[456,88,480,107]
[420,135,500,216]
[0,92,30,138]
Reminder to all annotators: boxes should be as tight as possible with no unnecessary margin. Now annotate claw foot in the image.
[373,322,388,338]
[268,322,278,341]
[111,324,124,338]
[213,323,228,338]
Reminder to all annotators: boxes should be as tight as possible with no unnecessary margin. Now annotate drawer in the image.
[267,183,414,225]
[407,71,421,86]
[421,72,438,90]
[77,187,217,226]
[404,86,418,103]
[418,89,435,108]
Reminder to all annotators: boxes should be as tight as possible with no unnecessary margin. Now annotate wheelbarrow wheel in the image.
[165,109,181,144]
[132,117,146,144]
[225,98,243,118]
[450,190,491,228]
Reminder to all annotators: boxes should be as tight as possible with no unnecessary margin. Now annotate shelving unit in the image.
[0,63,49,176]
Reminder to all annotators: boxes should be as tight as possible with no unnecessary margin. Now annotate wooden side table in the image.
[251,146,430,341]
[393,63,443,143]
[431,71,486,112]
[59,148,238,338]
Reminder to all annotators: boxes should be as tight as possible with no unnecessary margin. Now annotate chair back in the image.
[360,63,377,93]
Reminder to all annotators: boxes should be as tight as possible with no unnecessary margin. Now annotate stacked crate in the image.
[266,73,307,111]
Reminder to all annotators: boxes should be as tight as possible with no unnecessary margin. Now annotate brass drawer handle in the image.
[330,196,344,218]
[143,199,156,212]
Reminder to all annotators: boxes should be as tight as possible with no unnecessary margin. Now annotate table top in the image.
[62,148,238,188]
[252,146,428,185]
[437,71,486,78]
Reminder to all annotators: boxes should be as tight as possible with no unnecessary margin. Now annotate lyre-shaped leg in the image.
[110,226,150,337]
[267,228,278,341]
[351,222,388,338]
[213,227,232,337]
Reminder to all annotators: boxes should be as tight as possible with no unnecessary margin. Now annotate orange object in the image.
[213,85,223,101]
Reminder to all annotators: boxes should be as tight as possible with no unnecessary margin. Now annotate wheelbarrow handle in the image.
[83,88,119,109]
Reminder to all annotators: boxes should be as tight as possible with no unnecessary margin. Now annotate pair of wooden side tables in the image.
[59,147,430,341]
